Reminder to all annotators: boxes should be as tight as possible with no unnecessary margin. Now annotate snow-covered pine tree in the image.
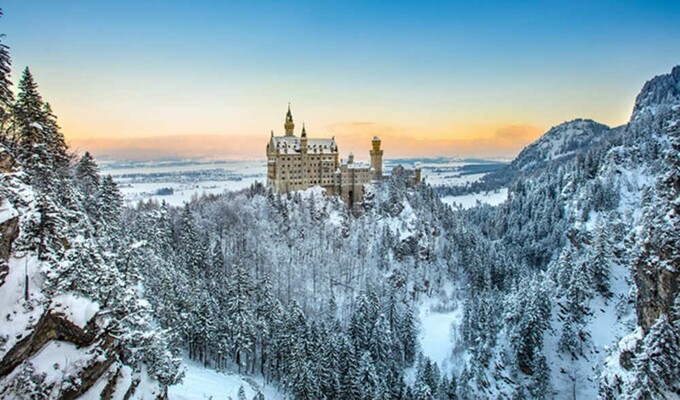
[0,9,13,130]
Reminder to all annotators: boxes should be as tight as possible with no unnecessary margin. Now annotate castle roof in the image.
[272,135,337,154]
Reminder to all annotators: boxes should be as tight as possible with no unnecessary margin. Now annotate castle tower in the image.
[300,123,308,153]
[284,103,295,136]
[370,136,383,180]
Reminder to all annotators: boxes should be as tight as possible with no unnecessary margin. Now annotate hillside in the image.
[0,70,182,397]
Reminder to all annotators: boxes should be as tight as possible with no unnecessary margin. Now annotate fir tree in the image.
[627,315,680,399]
[227,262,255,373]
[590,219,612,299]
[0,9,13,129]
[14,67,45,146]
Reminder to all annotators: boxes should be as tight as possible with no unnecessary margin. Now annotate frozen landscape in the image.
[1,2,679,399]
[103,157,509,209]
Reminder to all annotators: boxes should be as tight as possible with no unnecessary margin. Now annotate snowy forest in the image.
[0,8,679,400]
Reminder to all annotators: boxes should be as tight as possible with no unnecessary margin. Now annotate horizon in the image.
[2,1,679,161]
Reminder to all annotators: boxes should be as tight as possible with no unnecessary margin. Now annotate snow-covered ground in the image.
[440,188,509,209]
[106,158,506,207]
[168,360,282,400]
[102,160,266,206]
[418,299,463,372]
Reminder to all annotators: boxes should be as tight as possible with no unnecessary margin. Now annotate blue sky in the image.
[1,1,679,159]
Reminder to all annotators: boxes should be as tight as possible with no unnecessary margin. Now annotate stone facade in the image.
[266,106,342,194]
[266,106,419,207]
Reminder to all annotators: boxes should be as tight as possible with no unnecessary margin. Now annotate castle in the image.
[266,105,387,208]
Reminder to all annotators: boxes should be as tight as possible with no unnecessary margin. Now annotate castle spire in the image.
[301,122,307,138]
[284,103,295,136]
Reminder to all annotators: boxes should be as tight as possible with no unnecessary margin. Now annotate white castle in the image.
[266,105,390,208]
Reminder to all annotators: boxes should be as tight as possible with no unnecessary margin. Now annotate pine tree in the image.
[75,151,101,196]
[528,352,550,399]
[14,67,45,146]
[559,259,592,359]
[590,220,612,299]
[41,102,69,169]
[227,262,255,373]
[627,315,680,399]
[0,9,13,130]
[97,175,123,235]
[505,276,550,375]
[400,303,418,365]
[356,350,380,400]
[442,374,458,400]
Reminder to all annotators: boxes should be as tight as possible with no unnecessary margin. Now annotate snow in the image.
[0,255,46,359]
[111,365,134,400]
[19,340,96,393]
[168,360,282,400]
[418,299,462,372]
[107,158,505,207]
[131,365,165,399]
[80,365,116,400]
[51,293,100,329]
[103,160,266,206]
[440,187,509,209]
[0,199,18,223]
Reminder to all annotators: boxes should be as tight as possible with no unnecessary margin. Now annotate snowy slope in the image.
[169,360,282,400]
[511,119,612,173]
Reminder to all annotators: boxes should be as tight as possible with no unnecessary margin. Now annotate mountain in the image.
[509,118,612,173]
[434,119,618,196]
[463,65,680,398]
[1,14,678,397]
[632,65,680,117]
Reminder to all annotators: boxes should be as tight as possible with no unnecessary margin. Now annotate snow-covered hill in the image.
[511,118,612,173]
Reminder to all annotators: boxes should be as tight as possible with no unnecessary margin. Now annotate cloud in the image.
[68,135,263,161]
[494,124,543,142]
[67,122,547,161]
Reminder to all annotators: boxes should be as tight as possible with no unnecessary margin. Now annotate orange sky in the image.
[66,119,546,162]
[7,2,677,161]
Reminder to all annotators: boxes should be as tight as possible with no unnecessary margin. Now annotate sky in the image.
[2,1,679,160]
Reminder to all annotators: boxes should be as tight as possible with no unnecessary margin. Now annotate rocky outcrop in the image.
[635,258,679,333]
[0,311,152,399]
[0,148,16,174]
[0,311,98,378]
[0,215,18,285]
[0,215,18,261]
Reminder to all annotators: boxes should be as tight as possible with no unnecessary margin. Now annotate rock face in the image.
[0,216,18,285]
[0,216,18,261]
[0,312,99,378]
[0,309,165,399]
[632,66,680,334]
[635,260,679,333]
[634,145,680,333]
[633,65,680,116]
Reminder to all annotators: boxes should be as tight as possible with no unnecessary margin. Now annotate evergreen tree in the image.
[14,67,45,146]
[227,262,255,373]
[627,315,680,399]
[559,259,592,359]
[0,9,13,129]
[75,151,101,196]
[590,220,612,299]
[97,175,123,234]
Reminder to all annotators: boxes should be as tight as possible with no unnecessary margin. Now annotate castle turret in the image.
[300,123,308,153]
[370,136,383,180]
[284,103,295,136]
